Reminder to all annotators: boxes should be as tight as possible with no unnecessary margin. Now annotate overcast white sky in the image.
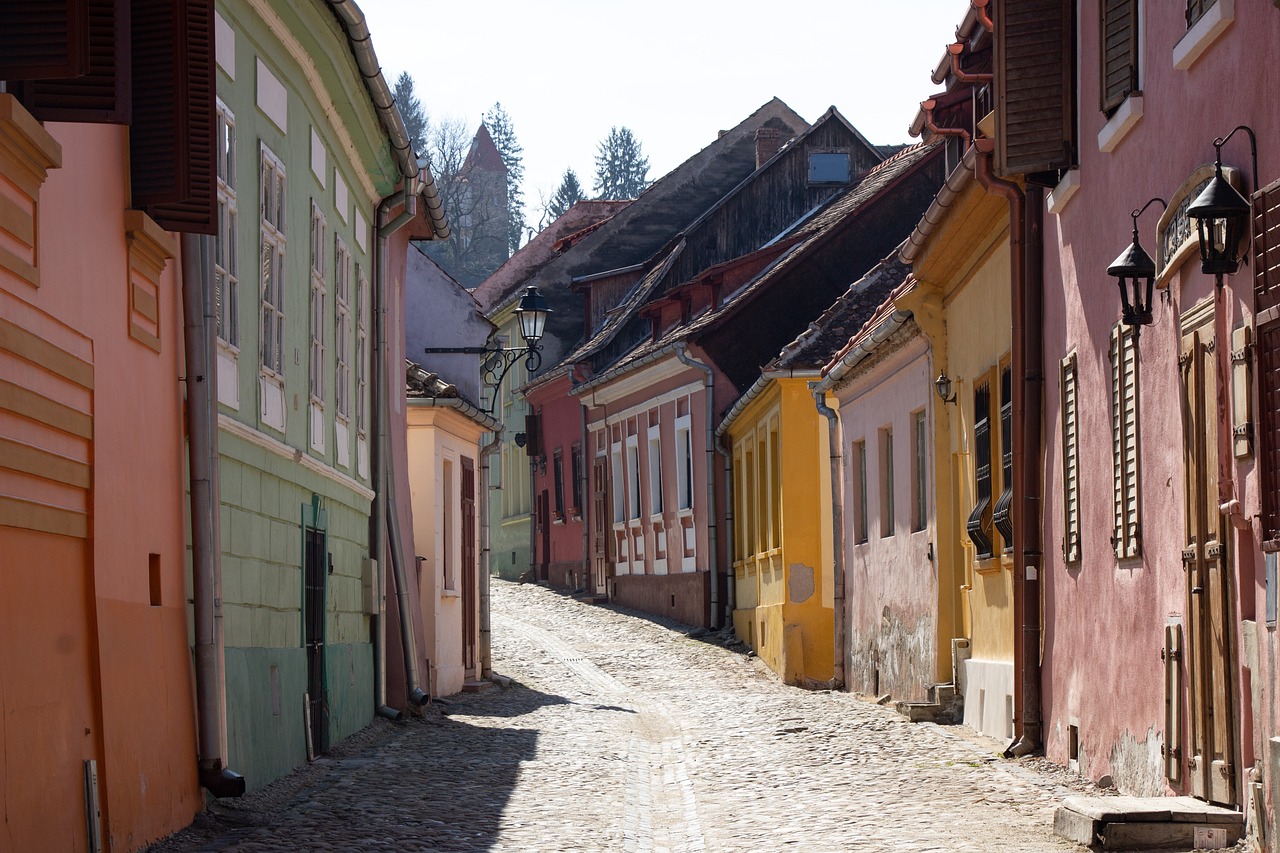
[357,0,966,231]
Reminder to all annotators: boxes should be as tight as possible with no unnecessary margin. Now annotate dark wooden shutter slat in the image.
[131,0,216,234]
[1255,182,1280,542]
[1101,0,1139,114]
[8,0,129,124]
[994,0,1078,176]
[0,0,90,81]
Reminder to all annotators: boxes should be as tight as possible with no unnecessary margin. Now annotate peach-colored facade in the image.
[0,107,200,850]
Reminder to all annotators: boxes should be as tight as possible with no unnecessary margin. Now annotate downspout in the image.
[947,43,993,84]
[812,386,846,690]
[675,343,720,628]
[479,430,502,678]
[975,139,1042,756]
[921,99,972,148]
[971,0,994,32]
[180,233,245,797]
[713,437,735,631]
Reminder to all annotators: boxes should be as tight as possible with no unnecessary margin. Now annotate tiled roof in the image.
[463,124,506,173]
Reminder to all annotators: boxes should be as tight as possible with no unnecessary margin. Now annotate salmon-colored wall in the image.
[528,373,588,584]
[1,116,200,851]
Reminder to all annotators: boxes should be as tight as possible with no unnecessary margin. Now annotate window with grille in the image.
[215,101,238,348]
[553,450,565,520]
[355,266,369,437]
[675,418,694,511]
[967,382,995,559]
[259,145,286,377]
[1061,354,1082,563]
[334,237,351,422]
[570,444,584,516]
[1111,324,1142,557]
[993,366,1014,551]
[309,202,327,405]
[1101,0,1139,115]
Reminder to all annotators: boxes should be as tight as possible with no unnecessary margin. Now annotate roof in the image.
[463,124,507,173]
[473,200,628,312]
[771,253,911,371]
[405,361,499,430]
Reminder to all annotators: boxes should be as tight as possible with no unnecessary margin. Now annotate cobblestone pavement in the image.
[151,580,1180,852]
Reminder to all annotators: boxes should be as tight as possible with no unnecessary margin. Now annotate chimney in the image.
[755,127,783,168]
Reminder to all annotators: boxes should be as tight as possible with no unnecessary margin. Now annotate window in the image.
[1255,180,1280,544]
[744,445,756,555]
[768,424,781,549]
[880,427,894,537]
[1111,324,1141,558]
[993,366,1014,551]
[808,151,851,184]
[611,443,625,523]
[912,410,927,533]
[853,440,868,545]
[1101,0,1139,115]
[259,145,286,376]
[570,444,584,516]
[675,416,693,510]
[553,450,565,520]
[626,435,641,520]
[443,459,456,591]
[309,202,327,405]
[967,382,995,559]
[647,426,662,516]
[215,101,238,348]
[1186,0,1215,28]
[1061,354,1081,562]
[334,237,351,422]
[356,266,370,436]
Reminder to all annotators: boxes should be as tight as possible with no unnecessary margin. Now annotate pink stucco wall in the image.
[527,373,590,588]
[1040,2,1280,803]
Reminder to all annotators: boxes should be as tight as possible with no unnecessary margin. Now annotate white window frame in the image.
[647,424,663,518]
[215,101,238,349]
[880,426,894,538]
[675,415,693,512]
[334,236,351,423]
[259,144,287,379]
[626,434,641,521]
[611,442,625,524]
[912,409,928,533]
[309,201,327,406]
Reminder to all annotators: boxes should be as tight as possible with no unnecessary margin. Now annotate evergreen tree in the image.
[593,126,650,201]
[548,168,586,220]
[392,71,427,157]
[483,102,526,255]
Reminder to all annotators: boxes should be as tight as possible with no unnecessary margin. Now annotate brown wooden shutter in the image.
[130,0,216,234]
[994,0,1077,176]
[1255,181,1280,543]
[1061,354,1081,562]
[993,365,1015,548]
[1101,0,1139,114]
[7,0,130,124]
[0,0,90,81]
[967,382,994,559]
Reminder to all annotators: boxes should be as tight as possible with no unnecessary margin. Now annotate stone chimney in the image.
[755,127,783,168]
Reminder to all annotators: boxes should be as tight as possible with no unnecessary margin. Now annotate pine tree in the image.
[483,102,526,255]
[392,72,427,157]
[548,169,586,220]
[593,126,650,201]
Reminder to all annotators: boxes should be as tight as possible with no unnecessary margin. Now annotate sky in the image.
[356,0,967,232]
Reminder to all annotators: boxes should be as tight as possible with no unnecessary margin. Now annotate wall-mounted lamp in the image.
[422,285,553,414]
[1187,125,1257,282]
[935,371,957,404]
[1106,197,1167,340]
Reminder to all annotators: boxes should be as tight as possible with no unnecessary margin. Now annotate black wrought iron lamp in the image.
[1186,125,1257,282]
[1106,197,1167,339]
[422,285,552,414]
[935,371,957,404]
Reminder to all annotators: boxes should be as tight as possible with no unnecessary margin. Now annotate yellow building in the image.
[898,146,1017,741]
[722,377,833,686]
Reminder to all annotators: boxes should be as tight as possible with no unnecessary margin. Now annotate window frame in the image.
[879,426,895,538]
[259,143,287,379]
[215,100,239,350]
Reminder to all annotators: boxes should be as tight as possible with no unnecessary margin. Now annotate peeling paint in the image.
[1108,726,1165,796]
[788,563,815,604]
[847,610,935,701]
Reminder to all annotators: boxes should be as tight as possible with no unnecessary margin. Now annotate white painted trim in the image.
[334,172,349,224]
[1047,169,1081,216]
[1097,95,1143,153]
[354,209,368,252]
[594,381,704,428]
[255,58,288,134]
[582,356,690,407]
[309,127,326,186]
[219,413,375,500]
[1173,0,1234,70]
[214,11,235,79]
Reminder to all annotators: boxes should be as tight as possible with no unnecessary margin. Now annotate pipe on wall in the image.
[975,138,1042,756]
[713,438,735,631]
[180,232,245,797]
[674,343,721,628]
[811,387,846,690]
[479,429,502,678]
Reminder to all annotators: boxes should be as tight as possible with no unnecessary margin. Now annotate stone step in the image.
[1054,795,1243,850]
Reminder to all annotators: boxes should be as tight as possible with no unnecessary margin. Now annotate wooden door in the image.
[304,527,329,756]
[1179,310,1237,806]
[461,458,477,672]
[592,455,609,594]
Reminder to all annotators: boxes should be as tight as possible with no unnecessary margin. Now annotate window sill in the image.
[974,557,1002,575]
[441,588,459,599]
[1047,169,1081,216]
[649,513,664,524]
[677,507,694,519]
[1173,0,1234,70]
[1097,94,1143,154]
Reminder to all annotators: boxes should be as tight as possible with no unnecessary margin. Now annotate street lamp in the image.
[1186,125,1257,281]
[422,285,553,414]
[935,371,957,404]
[1106,197,1166,339]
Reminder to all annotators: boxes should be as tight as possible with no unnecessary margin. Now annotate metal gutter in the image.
[714,368,821,440]
[899,145,977,265]
[406,394,501,432]
[570,262,648,286]
[572,341,679,395]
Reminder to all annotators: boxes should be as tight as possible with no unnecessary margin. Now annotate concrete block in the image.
[261,475,279,522]
[223,603,252,647]
[220,459,241,505]
[1053,804,1098,845]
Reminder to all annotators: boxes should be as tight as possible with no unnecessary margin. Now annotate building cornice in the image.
[218,413,375,500]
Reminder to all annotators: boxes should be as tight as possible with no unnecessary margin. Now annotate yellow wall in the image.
[728,378,833,685]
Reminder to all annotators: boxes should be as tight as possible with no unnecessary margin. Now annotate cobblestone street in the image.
[152,581,1105,852]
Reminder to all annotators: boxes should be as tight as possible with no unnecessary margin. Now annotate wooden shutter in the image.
[1255,181,1280,543]
[7,0,130,124]
[1111,325,1141,558]
[0,0,90,81]
[1163,623,1183,782]
[1101,0,1139,114]
[994,0,1077,176]
[130,0,216,234]
[524,411,542,457]
[1061,354,1081,562]
[993,365,1015,548]
[967,382,994,559]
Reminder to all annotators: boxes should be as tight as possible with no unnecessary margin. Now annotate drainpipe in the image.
[674,343,720,628]
[975,139,1042,757]
[947,43,992,84]
[971,0,994,32]
[180,233,245,797]
[580,400,591,590]
[921,99,971,148]
[812,386,846,690]
[479,430,502,678]
[713,437,735,631]
[373,189,426,712]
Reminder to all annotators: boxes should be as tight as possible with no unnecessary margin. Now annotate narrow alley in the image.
[149,581,1099,853]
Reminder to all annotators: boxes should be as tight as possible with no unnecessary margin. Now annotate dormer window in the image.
[808,151,851,185]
